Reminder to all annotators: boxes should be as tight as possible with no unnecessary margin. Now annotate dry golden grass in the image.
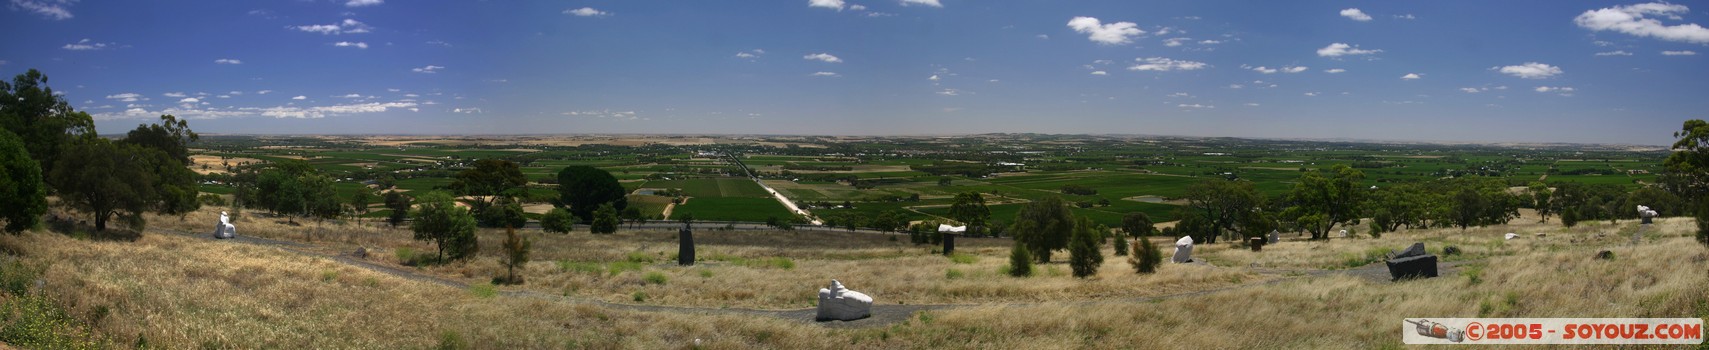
[13,206,1706,348]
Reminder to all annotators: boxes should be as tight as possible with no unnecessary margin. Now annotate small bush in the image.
[468,282,497,298]
[945,268,965,280]
[556,260,602,274]
[541,208,574,234]
[643,272,668,285]
[1112,233,1129,256]
[394,247,416,264]
[1368,221,1383,239]
[606,262,644,276]
[768,257,795,270]
[949,253,977,264]
[698,269,714,278]
[321,270,338,283]
[1068,218,1104,278]
[1130,237,1163,274]
[436,330,469,350]
[1007,241,1033,277]
[631,291,648,302]
[625,251,655,264]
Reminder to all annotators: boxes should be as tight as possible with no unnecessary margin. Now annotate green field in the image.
[668,197,794,222]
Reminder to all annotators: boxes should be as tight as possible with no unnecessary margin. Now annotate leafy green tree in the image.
[590,202,619,234]
[1183,179,1265,243]
[1696,198,1709,246]
[556,166,627,223]
[1527,182,1553,223]
[1129,236,1163,274]
[1560,204,1580,228]
[477,198,528,229]
[1282,165,1365,240]
[121,114,197,164]
[1370,183,1431,232]
[410,191,479,262]
[384,191,412,228]
[620,206,644,228]
[1007,240,1033,277]
[0,130,46,233]
[1441,179,1520,230]
[1121,212,1155,237]
[451,158,527,225]
[947,192,990,235]
[49,139,162,231]
[541,207,575,233]
[500,226,531,285]
[1068,217,1104,278]
[350,187,374,221]
[1662,119,1709,205]
[1009,196,1074,263]
[0,69,96,180]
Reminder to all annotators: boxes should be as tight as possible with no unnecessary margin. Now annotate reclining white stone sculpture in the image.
[816,280,872,321]
[214,211,236,239]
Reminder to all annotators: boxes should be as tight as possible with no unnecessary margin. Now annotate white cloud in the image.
[1090,71,1108,75]
[1535,86,1576,94]
[178,97,199,103]
[1394,14,1416,20]
[411,65,444,73]
[1594,50,1633,56]
[338,93,363,98]
[334,41,368,49]
[1401,73,1422,80]
[1177,103,1214,109]
[451,107,482,114]
[1227,84,1244,89]
[803,53,842,63]
[61,38,114,50]
[901,0,942,7]
[1324,68,1346,73]
[1316,43,1382,57]
[1494,62,1563,79]
[849,4,866,11]
[562,109,639,120]
[928,74,940,81]
[1304,92,1319,96]
[163,92,186,98]
[10,0,74,20]
[345,0,381,7]
[1166,92,1192,98]
[735,52,757,58]
[1340,8,1372,22]
[1662,50,1698,55]
[1162,37,1190,47]
[937,89,961,96]
[1128,57,1208,71]
[105,93,143,102]
[258,101,417,119]
[565,7,610,17]
[808,0,845,10]
[1574,3,1709,44]
[292,95,307,100]
[1249,66,1278,74]
[1283,66,1308,73]
[1244,103,1261,107]
[1460,88,1483,93]
[1198,40,1222,45]
[810,71,840,77]
[1067,16,1144,45]
[257,90,272,95]
[214,58,241,64]
[292,18,371,34]
[1036,34,1049,40]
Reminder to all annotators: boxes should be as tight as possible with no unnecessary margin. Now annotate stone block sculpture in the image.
[815,280,872,321]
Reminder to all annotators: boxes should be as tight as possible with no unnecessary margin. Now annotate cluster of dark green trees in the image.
[0,69,200,234]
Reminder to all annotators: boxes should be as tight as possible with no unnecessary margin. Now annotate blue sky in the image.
[2,1,1706,145]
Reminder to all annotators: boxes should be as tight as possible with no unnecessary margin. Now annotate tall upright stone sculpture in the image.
[678,222,695,266]
[213,211,237,239]
[815,280,872,321]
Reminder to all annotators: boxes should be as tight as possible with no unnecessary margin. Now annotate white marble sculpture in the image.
[1339,229,1349,238]
[1172,236,1194,263]
[816,280,872,321]
[1504,232,1518,240]
[214,211,236,239]
[1268,230,1279,244]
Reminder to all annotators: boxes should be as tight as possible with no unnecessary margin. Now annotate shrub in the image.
[1113,232,1129,256]
[1007,241,1033,277]
[1697,200,1709,247]
[643,272,668,285]
[590,203,619,234]
[1368,221,1383,239]
[436,330,469,350]
[625,251,655,264]
[945,269,965,280]
[949,253,977,264]
[1068,217,1104,278]
[500,227,531,285]
[468,282,497,298]
[541,208,574,233]
[631,291,648,302]
[197,193,227,207]
[1130,237,1163,274]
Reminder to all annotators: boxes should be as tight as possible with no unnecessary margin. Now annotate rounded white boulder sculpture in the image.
[214,211,237,239]
[816,280,872,321]
[1172,236,1194,263]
